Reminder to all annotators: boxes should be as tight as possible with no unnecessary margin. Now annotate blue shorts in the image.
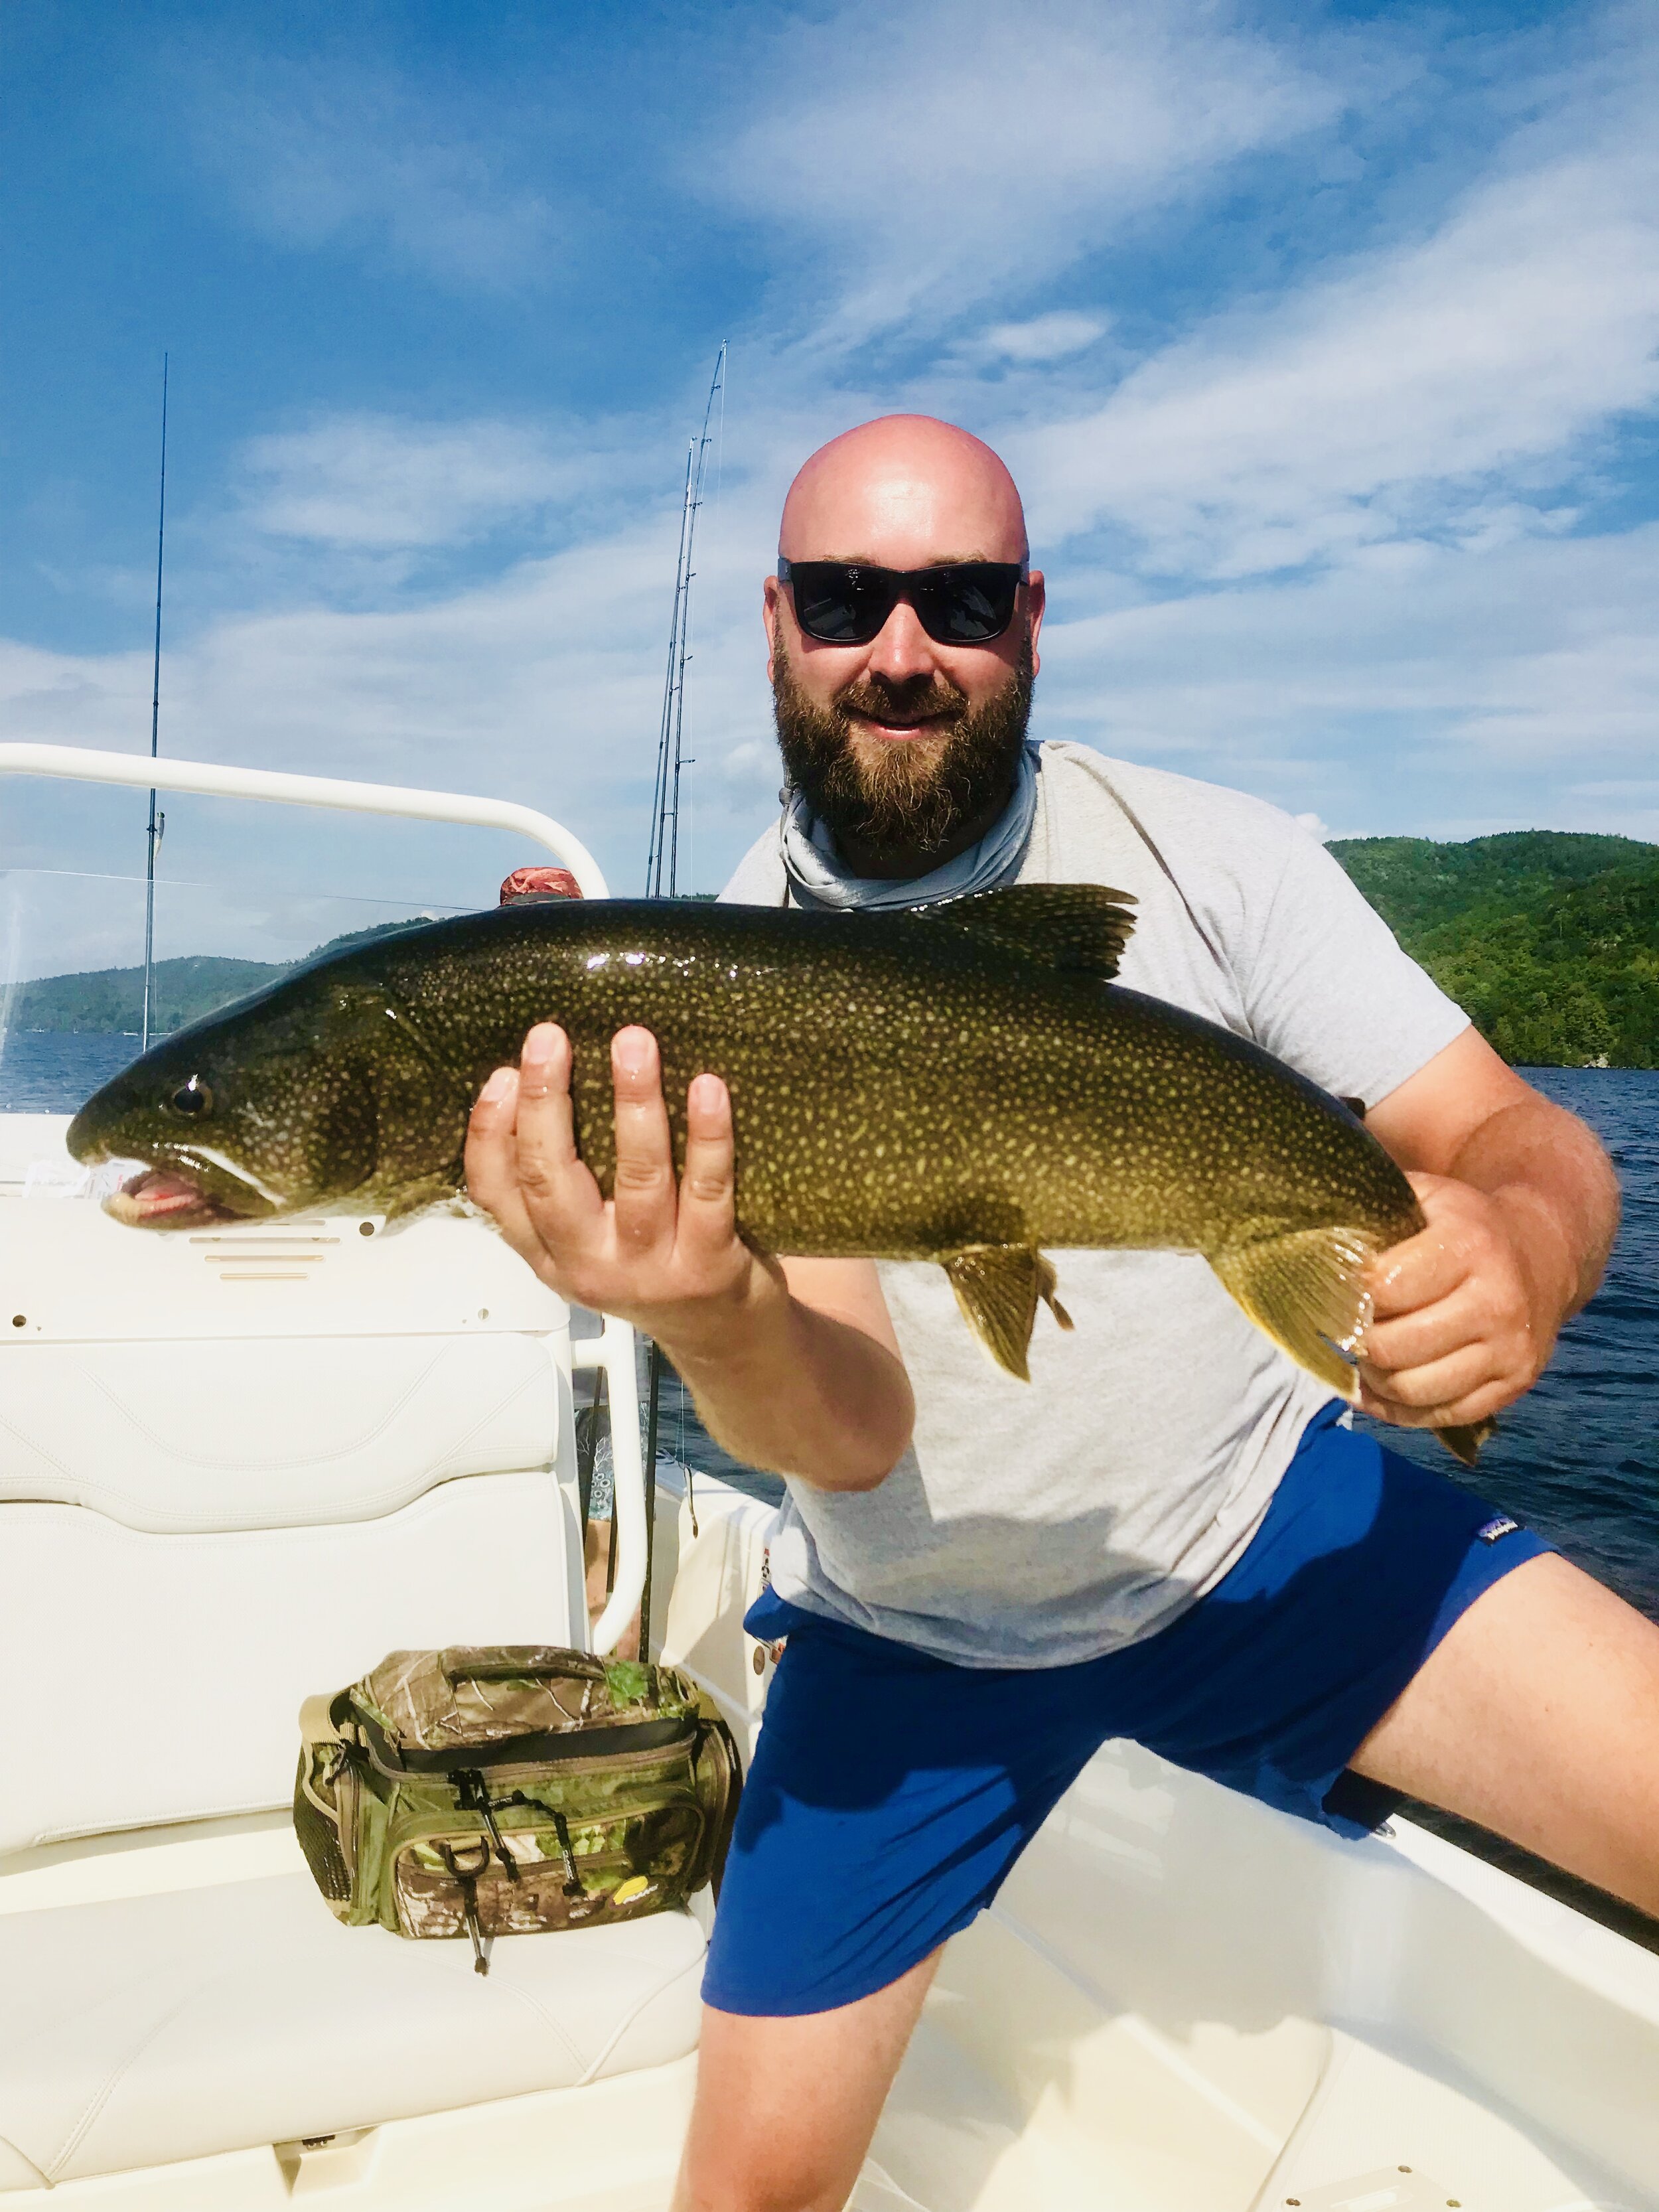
[703,1403,1551,2017]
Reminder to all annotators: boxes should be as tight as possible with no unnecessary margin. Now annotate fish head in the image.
[66,972,415,1229]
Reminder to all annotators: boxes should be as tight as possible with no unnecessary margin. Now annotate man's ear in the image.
[1025,567,1045,677]
[762,572,783,684]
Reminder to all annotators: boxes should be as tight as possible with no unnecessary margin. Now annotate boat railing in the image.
[0,741,609,895]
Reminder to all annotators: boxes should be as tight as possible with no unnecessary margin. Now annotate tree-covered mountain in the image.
[1330,832,1659,1069]
[5,919,441,1038]
[9,954,284,1036]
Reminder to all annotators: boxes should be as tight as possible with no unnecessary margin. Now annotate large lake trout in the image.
[66,886,1489,1461]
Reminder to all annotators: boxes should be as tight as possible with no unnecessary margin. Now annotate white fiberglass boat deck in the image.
[0,747,1654,2211]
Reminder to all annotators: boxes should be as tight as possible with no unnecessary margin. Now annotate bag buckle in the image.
[435,1839,493,1975]
[455,1769,522,1885]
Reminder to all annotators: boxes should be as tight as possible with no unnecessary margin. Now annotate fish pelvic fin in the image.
[943,1246,1073,1382]
[918,884,1137,979]
[1210,1226,1376,1402]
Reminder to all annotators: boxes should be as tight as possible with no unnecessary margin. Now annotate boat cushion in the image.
[0,1335,559,1531]
[0,1477,579,1856]
[0,1874,705,2187]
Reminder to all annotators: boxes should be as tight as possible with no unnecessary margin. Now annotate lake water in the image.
[0,1031,151,1111]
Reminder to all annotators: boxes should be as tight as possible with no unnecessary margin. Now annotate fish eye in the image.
[170,1076,212,1117]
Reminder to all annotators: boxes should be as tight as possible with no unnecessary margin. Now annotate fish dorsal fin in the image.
[917,884,1136,978]
[942,1245,1075,1382]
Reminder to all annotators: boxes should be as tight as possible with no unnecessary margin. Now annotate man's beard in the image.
[772,632,1035,862]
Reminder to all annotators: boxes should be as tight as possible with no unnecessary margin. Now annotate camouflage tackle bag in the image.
[294,1647,741,1974]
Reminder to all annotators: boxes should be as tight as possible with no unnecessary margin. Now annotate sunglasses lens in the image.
[917,565,1020,643]
[784,561,1021,644]
[788,565,893,643]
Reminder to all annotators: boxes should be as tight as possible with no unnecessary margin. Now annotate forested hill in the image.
[5,920,435,1039]
[9,954,283,1037]
[1329,832,1659,1069]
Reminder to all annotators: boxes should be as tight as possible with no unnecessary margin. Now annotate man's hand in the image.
[465,1020,913,1491]
[1358,1029,1619,1437]
[465,1020,769,1359]
[1358,1171,1567,1434]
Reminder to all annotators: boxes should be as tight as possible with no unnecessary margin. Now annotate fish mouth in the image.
[104,1165,266,1232]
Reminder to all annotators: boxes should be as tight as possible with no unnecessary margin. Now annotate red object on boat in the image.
[499,866,583,904]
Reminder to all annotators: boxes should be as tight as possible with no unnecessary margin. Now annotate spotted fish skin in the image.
[66,887,1489,1462]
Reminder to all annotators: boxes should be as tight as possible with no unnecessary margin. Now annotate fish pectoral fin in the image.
[943,1246,1069,1382]
[917,885,1137,979]
[380,1173,467,1226]
[1210,1226,1376,1401]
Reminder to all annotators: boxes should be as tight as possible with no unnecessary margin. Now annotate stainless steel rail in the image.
[0,742,609,899]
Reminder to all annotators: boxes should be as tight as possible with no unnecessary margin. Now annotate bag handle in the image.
[300,1690,350,1744]
[441,1653,606,1686]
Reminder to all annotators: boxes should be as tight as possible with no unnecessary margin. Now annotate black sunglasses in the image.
[777,556,1028,646]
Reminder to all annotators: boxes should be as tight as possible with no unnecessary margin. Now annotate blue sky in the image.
[3,0,1656,972]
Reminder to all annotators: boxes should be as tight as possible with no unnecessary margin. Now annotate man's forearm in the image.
[1446,1096,1619,1327]
[661,1262,914,1493]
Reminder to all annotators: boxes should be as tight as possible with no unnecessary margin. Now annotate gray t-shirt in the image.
[720,743,1469,1667]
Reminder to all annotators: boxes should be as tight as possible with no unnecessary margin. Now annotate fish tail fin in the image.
[944,1246,1071,1382]
[1210,1226,1375,1402]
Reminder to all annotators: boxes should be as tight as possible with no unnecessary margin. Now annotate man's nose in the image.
[865,597,938,686]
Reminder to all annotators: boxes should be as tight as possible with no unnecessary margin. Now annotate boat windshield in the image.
[0,865,473,1116]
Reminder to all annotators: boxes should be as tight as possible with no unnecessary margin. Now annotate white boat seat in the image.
[0,1335,558,1532]
[0,1484,581,1856]
[0,1875,705,2189]
[0,1205,571,1535]
[0,1193,589,1854]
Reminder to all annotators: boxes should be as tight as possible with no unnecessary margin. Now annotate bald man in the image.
[468,416,1650,2212]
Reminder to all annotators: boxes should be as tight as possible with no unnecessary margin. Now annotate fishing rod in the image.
[645,342,726,899]
[638,344,727,1652]
[140,356,169,1053]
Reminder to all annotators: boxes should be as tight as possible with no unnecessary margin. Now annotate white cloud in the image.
[966,313,1111,366]
[1009,100,1659,574]
[719,0,1344,348]
[190,58,560,289]
[1034,522,1659,838]
[716,740,777,787]
[240,414,633,551]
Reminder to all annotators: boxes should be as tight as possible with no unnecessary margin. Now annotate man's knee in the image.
[674,1956,941,2212]
[1352,1552,1659,1915]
